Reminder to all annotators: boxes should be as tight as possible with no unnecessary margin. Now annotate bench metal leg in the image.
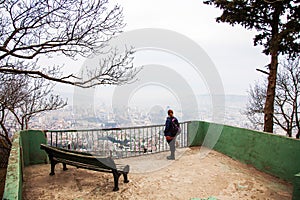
[63,163,68,171]
[50,160,56,176]
[123,173,129,183]
[112,170,119,191]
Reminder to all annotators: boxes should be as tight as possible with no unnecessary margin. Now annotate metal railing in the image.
[44,121,189,159]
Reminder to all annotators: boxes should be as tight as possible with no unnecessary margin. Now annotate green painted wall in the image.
[3,133,22,200]
[3,130,48,200]
[188,121,300,182]
[20,130,48,166]
[188,121,206,146]
[293,173,300,200]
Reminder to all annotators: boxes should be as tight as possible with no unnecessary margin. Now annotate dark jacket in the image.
[164,116,179,137]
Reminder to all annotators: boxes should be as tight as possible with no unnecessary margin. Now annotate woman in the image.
[164,109,180,160]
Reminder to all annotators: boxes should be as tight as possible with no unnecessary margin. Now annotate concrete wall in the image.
[3,130,47,200]
[21,130,48,166]
[2,133,22,200]
[293,173,300,200]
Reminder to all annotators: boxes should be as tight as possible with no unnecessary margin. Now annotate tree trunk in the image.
[295,112,300,139]
[0,109,12,146]
[295,94,299,139]
[0,122,12,146]
[287,129,292,137]
[264,53,278,133]
[263,5,281,133]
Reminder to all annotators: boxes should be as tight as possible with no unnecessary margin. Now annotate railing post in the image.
[55,133,58,147]
[50,132,52,146]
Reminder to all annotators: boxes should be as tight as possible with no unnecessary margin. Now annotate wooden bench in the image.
[40,144,130,191]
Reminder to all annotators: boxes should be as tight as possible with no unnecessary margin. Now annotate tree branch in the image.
[256,68,269,75]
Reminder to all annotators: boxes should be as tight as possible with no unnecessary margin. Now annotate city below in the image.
[30,95,250,131]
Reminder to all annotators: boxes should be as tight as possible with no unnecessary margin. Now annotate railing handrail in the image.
[44,121,191,133]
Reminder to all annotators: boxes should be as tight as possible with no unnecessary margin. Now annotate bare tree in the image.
[273,58,300,137]
[204,0,299,133]
[11,79,66,130]
[0,0,138,87]
[278,58,300,138]
[244,81,266,131]
[0,74,66,143]
[245,58,300,138]
[0,74,28,144]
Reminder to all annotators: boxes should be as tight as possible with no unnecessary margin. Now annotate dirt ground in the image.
[22,147,292,200]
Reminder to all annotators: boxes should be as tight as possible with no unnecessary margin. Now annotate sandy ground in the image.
[23,147,292,200]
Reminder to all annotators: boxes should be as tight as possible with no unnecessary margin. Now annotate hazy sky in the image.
[116,0,269,94]
[51,0,271,110]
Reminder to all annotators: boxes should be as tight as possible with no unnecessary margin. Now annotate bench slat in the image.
[41,144,116,170]
[54,158,113,173]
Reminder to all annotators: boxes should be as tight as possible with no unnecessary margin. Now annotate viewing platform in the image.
[3,121,300,199]
[23,147,292,200]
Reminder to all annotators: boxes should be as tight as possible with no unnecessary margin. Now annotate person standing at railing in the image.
[164,109,180,160]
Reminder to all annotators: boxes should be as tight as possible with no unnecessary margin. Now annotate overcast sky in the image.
[114,0,269,95]
[51,0,271,110]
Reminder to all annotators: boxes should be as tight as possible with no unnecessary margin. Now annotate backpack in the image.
[170,118,179,136]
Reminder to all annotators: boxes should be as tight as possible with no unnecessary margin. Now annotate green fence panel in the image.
[20,130,47,166]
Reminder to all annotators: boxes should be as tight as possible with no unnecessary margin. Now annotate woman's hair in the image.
[168,109,173,115]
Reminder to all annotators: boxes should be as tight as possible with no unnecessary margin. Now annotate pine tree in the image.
[204,0,299,132]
